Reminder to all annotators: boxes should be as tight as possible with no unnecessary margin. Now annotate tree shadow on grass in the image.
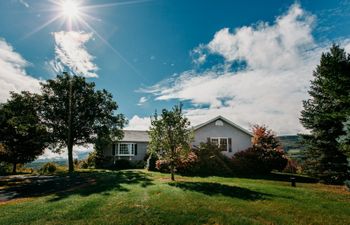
[0,170,154,202]
[169,182,270,201]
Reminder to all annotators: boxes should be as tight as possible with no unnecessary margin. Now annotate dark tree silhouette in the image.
[0,92,49,173]
[40,73,125,172]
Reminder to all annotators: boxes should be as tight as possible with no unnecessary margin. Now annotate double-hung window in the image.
[210,137,231,152]
[113,143,137,156]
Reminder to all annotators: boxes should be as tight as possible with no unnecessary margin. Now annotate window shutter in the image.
[112,144,116,155]
[207,137,210,143]
[228,138,232,152]
[134,144,138,155]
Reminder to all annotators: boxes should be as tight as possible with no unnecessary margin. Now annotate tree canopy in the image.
[300,44,350,184]
[40,73,125,172]
[148,104,193,181]
[0,92,49,173]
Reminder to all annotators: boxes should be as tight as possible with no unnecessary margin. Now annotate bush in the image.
[231,147,288,175]
[0,162,11,175]
[283,158,299,174]
[190,143,232,176]
[146,153,158,171]
[40,162,58,174]
[113,159,132,170]
[155,151,198,174]
[345,180,350,191]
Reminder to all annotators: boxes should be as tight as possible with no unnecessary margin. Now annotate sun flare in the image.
[61,0,80,18]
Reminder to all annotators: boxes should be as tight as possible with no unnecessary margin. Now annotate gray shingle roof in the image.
[120,130,149,142]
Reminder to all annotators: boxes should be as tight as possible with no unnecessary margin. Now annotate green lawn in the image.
[0,169,349,225]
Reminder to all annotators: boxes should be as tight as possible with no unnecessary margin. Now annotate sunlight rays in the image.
[22,0,151,78]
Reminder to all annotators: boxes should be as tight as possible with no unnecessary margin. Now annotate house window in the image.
[115,143,136,156]
[210,137,230,152]
[220,138,228,151]
[215,120,224,126]
[211,138,219,146]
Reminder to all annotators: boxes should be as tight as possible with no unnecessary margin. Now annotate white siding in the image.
[192,119,252,157]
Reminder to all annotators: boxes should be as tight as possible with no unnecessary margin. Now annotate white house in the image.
[102,116,252,163]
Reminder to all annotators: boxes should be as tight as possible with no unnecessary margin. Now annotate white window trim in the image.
[116,143,135,156]
[210,137,229,152]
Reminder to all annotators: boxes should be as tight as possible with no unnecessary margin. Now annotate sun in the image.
[61,0,80,18]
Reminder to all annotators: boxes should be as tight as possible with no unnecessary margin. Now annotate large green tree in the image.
[40,73,125,172]
[0,92,49,173]
[300,44,350,184]
[148,104,193,181]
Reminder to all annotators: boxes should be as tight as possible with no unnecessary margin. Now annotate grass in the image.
[0,169,349,225]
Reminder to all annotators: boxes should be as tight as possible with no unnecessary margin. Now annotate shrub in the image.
[231,147,288,175]
[113,159,132,170]
[132,160,146,169]
[0,162,11,175]
[40,162,58,174]
[190,142,232,176]
[283,158,299,174]
[146,153,158,171]
[231,124,288,175]
[155,151,198,174]
[345,180,350,191]
[78,159,89,169]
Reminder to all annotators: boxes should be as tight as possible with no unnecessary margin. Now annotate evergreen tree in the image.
[300,44,350,184]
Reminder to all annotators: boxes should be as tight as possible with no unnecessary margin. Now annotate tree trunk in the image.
[12,163,17,174]
[68,143,74,172]
[67,142,74,172]
[67,75,74,173]
[170,160,175,181]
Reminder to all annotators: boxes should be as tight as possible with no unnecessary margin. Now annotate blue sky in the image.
[1,0,350,138]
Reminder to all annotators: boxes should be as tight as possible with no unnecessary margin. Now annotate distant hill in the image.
[278,135,304,160]
[25,151,90,169]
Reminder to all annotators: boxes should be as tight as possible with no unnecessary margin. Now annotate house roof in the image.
[120,130,149,142]
[193,115,253,137]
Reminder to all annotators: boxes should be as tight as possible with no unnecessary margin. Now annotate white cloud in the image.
[19,0,29,8]
[52,31,98,78]
[0,38,41,102]
[191,44,207,65]
[137,96,148,106]
[38,144,93,161]
[125,115,151,130]
[141,4,344,135]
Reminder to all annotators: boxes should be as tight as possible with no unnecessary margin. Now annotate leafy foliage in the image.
[39,162,58,174]
[148,103,193,180]
[232,125,287,175]
[40,73,125,172]
[0,92,49,173]
[155,151,198,174]
[300,45,350,184]
[338,117,350,157]
[190,142,233,176]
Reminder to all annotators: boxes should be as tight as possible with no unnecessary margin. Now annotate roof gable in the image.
[193,116,252,136]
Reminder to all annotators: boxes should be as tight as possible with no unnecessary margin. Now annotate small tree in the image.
[148,104,193,181]
[0,92,49,173]
[232,125,287,175]
[40,73,125,172]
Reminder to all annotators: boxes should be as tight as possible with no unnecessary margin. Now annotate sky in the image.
[1,0,350,150]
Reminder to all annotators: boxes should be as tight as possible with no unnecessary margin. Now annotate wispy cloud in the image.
[140,4,348,134]
[51,31,98,78]
[0,38,40,102]
[17,0,29,8]
[137,96,148,106]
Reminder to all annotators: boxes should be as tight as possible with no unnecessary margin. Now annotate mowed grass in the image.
[0,169,349,225]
